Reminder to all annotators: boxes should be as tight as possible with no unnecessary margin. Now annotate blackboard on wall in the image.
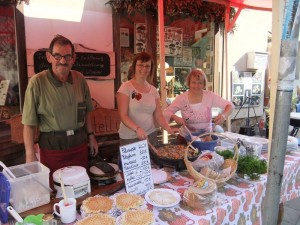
[33,50,111,77]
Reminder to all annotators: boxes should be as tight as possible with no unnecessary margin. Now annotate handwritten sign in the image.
[33,50,111,77]
[120,140,153,195]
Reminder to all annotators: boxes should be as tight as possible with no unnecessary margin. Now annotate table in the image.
[290,112,300,136]
[7,149,300,225]
[150,149,300,225]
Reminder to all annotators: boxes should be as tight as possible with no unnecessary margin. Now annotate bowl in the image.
[186,134,218,152]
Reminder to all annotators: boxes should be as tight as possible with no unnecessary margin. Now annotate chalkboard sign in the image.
[120,140,154,195]
[33,50,111,77]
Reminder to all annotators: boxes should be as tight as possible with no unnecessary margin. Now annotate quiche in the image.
[76,214,116,225]
[120,209,154,225]
[115,193,144,211]
[81,195,114,214]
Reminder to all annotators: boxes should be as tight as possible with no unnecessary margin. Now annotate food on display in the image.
[81,195,114,214]
[76,213,116,225]
[183,179,217,209]
[151,169,169,184]
[148,190,177,205]
[119,209,154,225]
[201,135,213,142]
[155,144,197,159]
[115,193,144,211]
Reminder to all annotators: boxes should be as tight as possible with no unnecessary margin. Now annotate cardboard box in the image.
[3,162,50,213]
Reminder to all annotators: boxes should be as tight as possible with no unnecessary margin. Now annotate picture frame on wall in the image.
[174,67,191,90]
[252,84,261,94]
[232,96,244,107]
[134,23,146,54]
[233,84,244,95]
[120,28,130,47]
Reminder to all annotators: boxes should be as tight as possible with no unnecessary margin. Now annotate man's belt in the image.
[40,126,85,136]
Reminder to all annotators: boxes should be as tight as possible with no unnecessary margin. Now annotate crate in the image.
[3,162,50,213]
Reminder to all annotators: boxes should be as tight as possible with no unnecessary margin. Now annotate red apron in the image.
[40,143,88,188]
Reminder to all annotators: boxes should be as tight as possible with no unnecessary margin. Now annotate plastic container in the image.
[3,162,50,213]
[186,134,218,151]
[221,138,262,156]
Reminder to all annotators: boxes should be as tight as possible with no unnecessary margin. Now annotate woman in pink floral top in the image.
[164,69,234,141]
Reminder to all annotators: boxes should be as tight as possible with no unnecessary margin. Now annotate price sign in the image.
[120,140,154,195]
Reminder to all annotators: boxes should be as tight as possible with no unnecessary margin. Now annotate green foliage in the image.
[106,0,236,24]
[216,150,234,159]
[237,155,267,180]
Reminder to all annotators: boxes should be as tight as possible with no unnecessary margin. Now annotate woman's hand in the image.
[214,114,226,125]
[172,115,185,126]
[136,127,147,140]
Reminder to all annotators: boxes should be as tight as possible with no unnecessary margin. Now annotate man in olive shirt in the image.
[22,35,98,183]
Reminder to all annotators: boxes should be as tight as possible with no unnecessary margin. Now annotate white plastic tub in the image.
[3,162,50,213]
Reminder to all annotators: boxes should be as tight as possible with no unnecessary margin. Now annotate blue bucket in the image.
[186,134,218,151]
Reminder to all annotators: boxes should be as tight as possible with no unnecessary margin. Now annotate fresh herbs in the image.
[217,150,267,180]
[216,150,234,160]
[237,155,267,180]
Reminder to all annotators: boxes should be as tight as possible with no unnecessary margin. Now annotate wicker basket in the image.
[184,132,239,184]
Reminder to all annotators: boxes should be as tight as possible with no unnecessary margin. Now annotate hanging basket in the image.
[184,132,239,184]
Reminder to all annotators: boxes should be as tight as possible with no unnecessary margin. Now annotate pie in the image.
[148,190,177,205]
[81,195,114,214]
[120,209,154,225]
[115,193,144,211]
[76,214,116,225]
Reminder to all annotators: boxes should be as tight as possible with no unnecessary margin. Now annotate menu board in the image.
[120,140,154,195]
[33,50,111,77]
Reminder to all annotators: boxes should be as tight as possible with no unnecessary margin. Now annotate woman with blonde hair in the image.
[164,69,234,142]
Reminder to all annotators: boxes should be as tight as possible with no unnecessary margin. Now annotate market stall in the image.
[2,133,300,225]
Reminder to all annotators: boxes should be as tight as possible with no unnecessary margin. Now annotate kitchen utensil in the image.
[0,161,16,179]
[53,166,91,198]
[148,141,199,171]
[7,206,23,223]
[59,172,68,205]
[7,206,35,225]
[183,125,198,141]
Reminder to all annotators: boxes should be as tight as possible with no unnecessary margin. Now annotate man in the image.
[22,35,98,182]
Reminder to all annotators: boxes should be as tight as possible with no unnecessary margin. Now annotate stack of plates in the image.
[287,136,298,151]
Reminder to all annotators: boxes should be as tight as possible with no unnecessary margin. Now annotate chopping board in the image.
[19,179,125,217]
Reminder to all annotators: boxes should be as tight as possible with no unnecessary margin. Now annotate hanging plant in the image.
[106,0,235,24]
[0,0,29,7]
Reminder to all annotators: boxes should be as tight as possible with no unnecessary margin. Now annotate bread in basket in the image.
[184,132,238,185]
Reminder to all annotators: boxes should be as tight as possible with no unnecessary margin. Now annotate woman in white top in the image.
[116,52,174,147]
[164,69,234,142]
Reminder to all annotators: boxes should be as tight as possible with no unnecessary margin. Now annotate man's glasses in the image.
[136,64,151,69]
[51,53,73,61]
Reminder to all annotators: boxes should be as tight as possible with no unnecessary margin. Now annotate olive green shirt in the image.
[22,69,93,132]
